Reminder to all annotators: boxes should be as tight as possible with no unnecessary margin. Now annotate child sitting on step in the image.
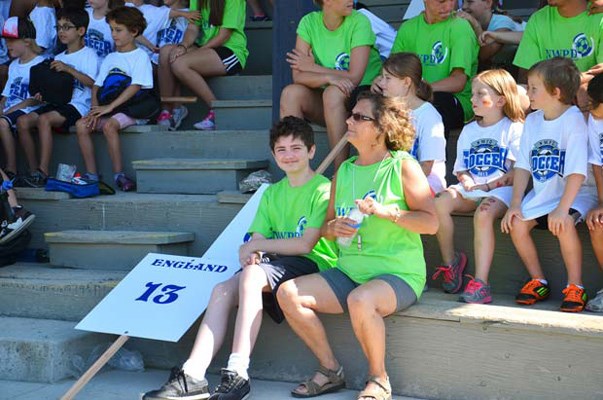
[432,69,524,303]
[501,57,598,313]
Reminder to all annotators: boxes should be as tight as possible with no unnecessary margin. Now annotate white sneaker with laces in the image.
[170,106,189,131]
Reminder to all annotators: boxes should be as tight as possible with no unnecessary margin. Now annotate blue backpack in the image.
[97,68,160,119]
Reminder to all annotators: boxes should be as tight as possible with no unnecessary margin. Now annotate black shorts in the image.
[534,208,581,230]
[33,103,82,129]
[432,91,465,137]
[213,46,242,75]
[0,109,26,132]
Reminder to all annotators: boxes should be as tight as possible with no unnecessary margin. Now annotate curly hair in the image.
[106,6,146,37]
[270,116,315,151]
[356,91,416,152]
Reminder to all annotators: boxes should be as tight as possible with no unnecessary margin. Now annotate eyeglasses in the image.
[56,25,77,32]
[350,112,375,122]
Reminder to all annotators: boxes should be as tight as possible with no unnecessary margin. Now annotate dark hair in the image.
[199,0,225,27]
[356,91,415,152]
[57,7,89,31]
[383,52,433,102]
[60,0,87,9]
[270,116,315,151]
[528,57,580,105]
[109,0,126,9]
[588,73,603,108]
[106,6,146,37]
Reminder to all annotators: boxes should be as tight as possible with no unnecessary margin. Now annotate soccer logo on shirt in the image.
[573,33,594,59]
[334,52,350,71]
[530,139,566,182]
[463,139,508,177]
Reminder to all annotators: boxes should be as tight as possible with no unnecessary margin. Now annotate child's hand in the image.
[461,179,475,192]
[82,114,98,129]
[169,45,187,63]
[89,104,114,118]
[183,10,201,22]
[586,205,603,231]
[239,242,260,267]
[548,207,572,237]
[50,60,72,74]
[501,206,523,234]
[33,92,43,102]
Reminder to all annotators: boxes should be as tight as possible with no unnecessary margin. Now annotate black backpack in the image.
[29,59,75,105]
[0,230,31,267]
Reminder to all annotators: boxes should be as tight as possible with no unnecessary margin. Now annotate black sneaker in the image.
[0,206,35,245]
[23,169,48,188]
[208,369,250,400]
[143,367,210,400]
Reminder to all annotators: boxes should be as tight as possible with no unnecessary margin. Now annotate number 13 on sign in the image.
[136,282,186,304]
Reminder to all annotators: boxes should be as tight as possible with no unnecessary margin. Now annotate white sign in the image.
[76,185,269,341]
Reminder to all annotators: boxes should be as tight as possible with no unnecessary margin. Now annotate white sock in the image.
[538,279,548,285]
[182,359,206,381]
[226,353,250,380]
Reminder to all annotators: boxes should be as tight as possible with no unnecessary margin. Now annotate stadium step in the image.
[44,230,195,270]
[217,190,252,204]
[208,75,272,100]
[212,99,272,130]
[132,158,270,194]
[0,263,125,321]
[0,316,110,383]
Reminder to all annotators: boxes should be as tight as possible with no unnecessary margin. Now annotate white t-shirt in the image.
[55,46,99,116]
[357,8,396,59]
[84,7,114,62]
[0,14,7,65]
[2,55,45,114]
[488,14,519,32]
[588,114,603,168]
[410,102,447,193]
[153,7,189,64]
[30,6,57,57]
[515,107,597,220]
[136,4,170,57]
[95,47,153,90]
[452,116,522,205]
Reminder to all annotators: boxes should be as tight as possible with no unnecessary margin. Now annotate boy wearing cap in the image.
[0,17,44,180]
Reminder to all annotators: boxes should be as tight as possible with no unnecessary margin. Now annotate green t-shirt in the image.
[513,6,603,72]
[297,10,382,87]
[190,0,249,68]
[334,152,426,299]
[391,14,478,122]
[248,174,337,271]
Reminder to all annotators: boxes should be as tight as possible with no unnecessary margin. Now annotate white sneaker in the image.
[170,106,189,131]
[157,110,172,128]
[193,113,216,131]
[586,289,603,312]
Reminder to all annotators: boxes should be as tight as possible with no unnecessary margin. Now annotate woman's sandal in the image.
[357,376,392,400]
[291,365,346,398]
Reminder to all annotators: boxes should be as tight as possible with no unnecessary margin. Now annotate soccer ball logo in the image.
[335,52,350,71]
[573,33,593,58]
[431,41,448,65]
[295,216,307,237]
[530,140,563,182]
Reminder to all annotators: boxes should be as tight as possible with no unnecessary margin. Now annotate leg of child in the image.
[473,197,508,283]
[158,44,180,113]
[0,168,18,207]
[101,117,124,174]
[171,48,225,107]
[75,117,98,175]
[16,113,40,173]
[590,222,603,267]
[0,119,17,174]
[556,221,583,286]
[434,189,477,265]
[509,218,543,279]
[37,111,67,176]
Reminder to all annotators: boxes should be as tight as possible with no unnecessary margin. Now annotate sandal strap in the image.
[366,376,390,393]
[317,365,344,383]
[357,376,391,400]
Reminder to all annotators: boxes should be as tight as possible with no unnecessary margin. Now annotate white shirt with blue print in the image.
[85,7,114,62]
[2,55,45,114]
[55,46,99,117]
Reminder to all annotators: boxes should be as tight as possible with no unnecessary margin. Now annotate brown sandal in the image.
[357,376,392,400]
[291,365,346,398]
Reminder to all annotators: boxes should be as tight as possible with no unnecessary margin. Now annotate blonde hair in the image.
[473,69,524,122]
[356,91,416,152]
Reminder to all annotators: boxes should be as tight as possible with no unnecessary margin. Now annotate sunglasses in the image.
[350,112,375,122]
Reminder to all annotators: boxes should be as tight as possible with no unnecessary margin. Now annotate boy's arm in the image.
[89,84,140,118]
[547,173,584,236]
[50,61,95,88]
[169,9,200,23]
[136,35,159,54]
[240,228,322,267]
[4,97,40,114]
[586,164,603,231]
[501,167,530,233]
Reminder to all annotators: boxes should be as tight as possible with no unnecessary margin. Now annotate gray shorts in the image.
[320,268,417,313]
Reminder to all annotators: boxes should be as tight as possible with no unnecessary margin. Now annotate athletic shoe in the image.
[115,174,136,192]
[23,169,48,188]
[250,14,271,22]
[143,367,210,400]
[459,277,492,304]
[560,284,587,313]
[193,110,216,131]
[0,206,35,245]
[208,369,250,400]
[431,251,467,294]
[82,172,100,183]
[170,106,189,131]
[157,110,172,128]
[515,279,550,305]
[586,289,603,312]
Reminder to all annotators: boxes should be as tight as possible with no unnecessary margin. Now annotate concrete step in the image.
[244,23,272,75]
[0,263,125,321]
[129,291,603,400]
[0,369,424,400]
[217,190,252,204]
[208,75,272,100]
[44,230,195,270]
[0,316,109,383]
[212,99,272,130]
[133,158,269,194]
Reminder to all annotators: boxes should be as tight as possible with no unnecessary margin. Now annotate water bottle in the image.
[337,208,365,247]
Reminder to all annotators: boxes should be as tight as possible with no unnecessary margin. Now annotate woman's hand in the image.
[326,217,359,238]
[286,48,316,72]
[355,197,387,218]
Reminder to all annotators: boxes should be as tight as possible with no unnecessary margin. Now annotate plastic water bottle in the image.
[337,208,365,247]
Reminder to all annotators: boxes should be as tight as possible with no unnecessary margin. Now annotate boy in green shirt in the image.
[143,116,337,400]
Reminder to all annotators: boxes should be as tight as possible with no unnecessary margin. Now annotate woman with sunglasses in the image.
[277,92,438,400]
[279,0,382,170]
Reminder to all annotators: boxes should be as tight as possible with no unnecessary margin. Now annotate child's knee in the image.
[75,119,90,135]
[102,119,120,136]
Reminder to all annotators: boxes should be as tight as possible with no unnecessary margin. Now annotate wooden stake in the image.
[316,133,349,175]
[60,335,130,400]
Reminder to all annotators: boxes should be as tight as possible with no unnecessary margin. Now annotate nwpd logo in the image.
[334,52,350,71]
[530,139,566,182]
[463,139,508,177]
[573,33,594,58]
[296,216,308,236]
[431,41,448,65]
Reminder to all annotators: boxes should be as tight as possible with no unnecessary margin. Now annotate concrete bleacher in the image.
[2,1,603,399]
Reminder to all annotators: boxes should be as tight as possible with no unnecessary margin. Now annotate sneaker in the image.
[0,206,35,245]
[157,110,172,128]
[23,169,48,188]
[193,110,215,131]
[586,289,603,312]
[515,279,550,305]
[459,276,492,304]
[143,367,209,400]
[250,14,271,22]
[115,174,136,192]
[82,172,100,183]
[560,284,587,313]
[170,106,189,131]
[208,369,250,400]
[431,251,467,294]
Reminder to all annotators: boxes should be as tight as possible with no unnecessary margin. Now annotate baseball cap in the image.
[1,17,37,40]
